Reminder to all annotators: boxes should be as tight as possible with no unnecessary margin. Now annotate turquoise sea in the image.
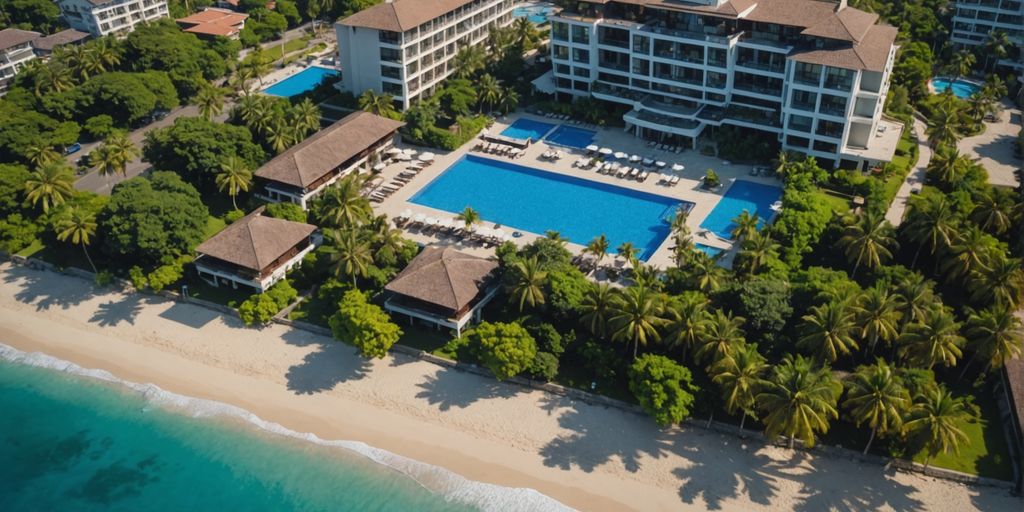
[0,345,568,512]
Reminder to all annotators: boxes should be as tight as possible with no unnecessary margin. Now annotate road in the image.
[884,117,931,227]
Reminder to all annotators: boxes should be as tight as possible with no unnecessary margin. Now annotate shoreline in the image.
[1,262,1021,511]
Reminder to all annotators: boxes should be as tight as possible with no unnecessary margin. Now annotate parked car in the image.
[64,142,82,155]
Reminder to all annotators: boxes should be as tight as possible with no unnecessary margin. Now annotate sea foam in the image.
[0,343,574,512]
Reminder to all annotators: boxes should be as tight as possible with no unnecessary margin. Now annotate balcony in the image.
[819,105,847,117]
[737,34,793,52]
[791,101,816,112]
[654,71,703,87]
[640,25,733,46]
[598,60,629,72]
[734,82,782,97]
[591,81,644,105]
[823,78,853,92]
[735,59,785,75]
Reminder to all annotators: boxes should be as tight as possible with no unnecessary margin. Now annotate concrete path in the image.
[885,117,930,227]
[957,100,1022,188]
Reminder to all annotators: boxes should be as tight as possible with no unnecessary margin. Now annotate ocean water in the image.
[0,345,570,512]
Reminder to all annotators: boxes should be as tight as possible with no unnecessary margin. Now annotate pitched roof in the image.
[339,0,475,32]
[385,246,498,312]
[255,111,405,189]
[0,28,41,51]
[789,24,897,71]
[177,7,248,26]
[31,29,90,51]
[196,209,317,271]
[1005,356,1024,440]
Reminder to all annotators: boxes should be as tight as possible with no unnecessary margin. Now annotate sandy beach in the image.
[0,262,1020,511]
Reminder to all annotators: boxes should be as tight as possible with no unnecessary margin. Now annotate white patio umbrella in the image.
[403,148,418,155]
[400,208,413,219]
[419,152,436,161]
[671,163,685,172]
[629,154,642,162]
[386,147,403,155]
[493,228,507,239]
[372,162,386,171]
[642,157,654,165]
[396,153,412,161]
[413,213,426,223]
[598,147,613,155]
[614,151,628,159]
[424,216,438,226]
[586,144,600,152]
[655,161,667,168]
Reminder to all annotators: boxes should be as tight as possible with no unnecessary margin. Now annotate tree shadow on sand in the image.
[538,403,671,473]
[781,451,925,512]
[969,133,1019,167]
[670,434,781,510]
[7,266,95,311]
[284,340,371,395]
[414,367,525,411]
[89,295,150,327]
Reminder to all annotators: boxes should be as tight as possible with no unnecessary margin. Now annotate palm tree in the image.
[855,285,903,354]
[895,272,935,326]
[55,208,99,274]
[982,74,1008,102]
[511,16,539,49]
[195,82,226,120]
[730,211,760,242]
[710,341,766,430]
[670,207,690,238]
[671,231,696,267]
[694,309,745,366]
[509,257,547,311]
[617,242,638,266]
[940,225,996,284]
[452,46,485,78]
[580,283,616,337]
[372,224,406,266]
[24,161,76,212]
[241,49,271,86]
[358,90,398,119]
[982,31,1011,72]
[902,195,958,268]
[216,156,253,210]
[756,354,842,449]
[317,176,372,228]
[92,37,121,70]
[798,300,859,363]
[477,74,501,112]
[264,115,296,154]
[961,306,1024,377]
[326,228,372,286]
[925,105,962,148]
[25,144,61,166]
[608,284,666,359]
[292,98,321,134]
[456,206,481,230]
[904,385,974,468]
[970,191,1012,235]
[843,359,910,455]
[689,252,726,293]
[32,61,74,97]
[838,211,897,278]
[497,87,519,114]
[585,234,609,275]
[969,255,1024,308]
[898,306,964,369]
[966,93,995,123]
[772,150,795,178]
[736,231,779,276]
[95,132,138,178]
[927,145,973,188]
[950,50,976,81]
[236,92,268,129]
[663,292,709,355]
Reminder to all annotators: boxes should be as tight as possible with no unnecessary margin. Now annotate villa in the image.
[30,29,91,57]
[194,208,320,292]
[335,0,516,110]
[546,0,904,170]
[0,28,40,94]
[254,111,405,209]
[176,8,249,39]
[383,246,499,337]
[57,0,170,37]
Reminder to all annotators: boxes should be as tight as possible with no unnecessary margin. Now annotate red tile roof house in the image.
[176,7,249,39]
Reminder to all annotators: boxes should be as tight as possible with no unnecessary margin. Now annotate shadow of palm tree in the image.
[783,452,925,512]
[670,435,780,510]
[970,133,1019,166]
[414,367,525,411]
[284,340,371,395]
[7,266,95,311]
[89,295,149,327]
[538,404,670,473]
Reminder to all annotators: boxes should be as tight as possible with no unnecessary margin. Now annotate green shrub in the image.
[529,351,559,381]
[0,213,42,253]
[94,270,115,287]
[469,321,537,380]
[703,169,720,188]
[264,202,307,223]
[225,209,246,224]
[147,260,185,291]
[265,279,297,309]
[328,289,403,358]
[238,293,279,326]
[128,265,148,290]
[629,354,698,427]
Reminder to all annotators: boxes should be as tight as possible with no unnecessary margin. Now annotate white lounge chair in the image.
[670,176,680,186]
[629,168,639,178]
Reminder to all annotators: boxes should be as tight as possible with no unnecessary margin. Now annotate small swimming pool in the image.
[410,155,689,260]
[263,67,340,97]
[513,4,557,23]
[500,118,557,142]
[930,77,981,99]
[695,244,724,258]
[545,125,597,149]
[699,180,783,239]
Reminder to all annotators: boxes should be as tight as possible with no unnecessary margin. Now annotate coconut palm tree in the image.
[264,115,296,154]
[982,31,1011,72]
[970,191,1013,235]
[903,385,974,468]
[966,93,995,124]
[961,306,1024,377]
[452,46,486,78]
[663,292,710,355]
[941,225,996,284]
[670,207,690,237]
[358,90,399,119]
[798,300,859,363]
[25,144,61,167]
[477,74,501,112]
[325,228,372,286]
[950,50,976,81]
[317,176,372,228]
[895,272,936,326]
[710,341,766,430]
[580,283,616,337]
[925,105,963,148]
[772,150,796,178]
[897,306,964,369]
[456,206,481,230]
[730,210,760,242]
[843,359,910,455]
[54,208,98,274]
[617,242,638,266]
[694,309,745,366]
[671,232,696,267]
[585,234,609,275]
[95,131,139,178]
[497,87,520,114]
[509,256,547,311]
[689,251,726,293]
[969,255,1024,308]
[216,156,253,210]
[838,211,897,278]
[292,98,321,134]
[32,61,74,97]
[756,354,842,449]
[241,49,271,86]
[24,161,76,212]
[608,284,666,359]
[855,285,903,354]
[736,231,779,276]
[902,195,958,268]
[92,37,121,70]
[372,224,407,266]
[195,82,226,120]
[512,16,539,49]
[927,146,973,188]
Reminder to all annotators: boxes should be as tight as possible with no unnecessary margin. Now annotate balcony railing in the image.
[791,101,816,112]
[819,105,847,117]
[735,59,785,74]
[734,82,782,96]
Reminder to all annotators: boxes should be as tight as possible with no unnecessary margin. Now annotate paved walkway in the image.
[957,99,1022,188]
[885,117,930,227]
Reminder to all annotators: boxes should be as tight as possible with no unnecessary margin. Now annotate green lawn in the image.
[203,216,227,240]
[15,239,46,258]
[263,37,311,62]
[813,190,852,214]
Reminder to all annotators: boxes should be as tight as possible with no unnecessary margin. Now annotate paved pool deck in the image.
[371,112,783,270]
[957,99,1022,188]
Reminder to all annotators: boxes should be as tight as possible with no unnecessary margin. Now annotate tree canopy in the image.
[629,354,698,427]
[143,116,265,190]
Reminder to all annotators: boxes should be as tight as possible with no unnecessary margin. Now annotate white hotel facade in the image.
[950,0,1024,73]
[57,0,169,38]
[335,0,515,110]
[548,0,903,169]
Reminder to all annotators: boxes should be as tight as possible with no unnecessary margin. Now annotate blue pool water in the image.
[699,180,783,239]
[500,118,557,142]
[410,155,688,260]
[263,67,340,97]
[513,4,557,23]
[695,244,724,258]
[545,125,597,149]
[930,77,981,99]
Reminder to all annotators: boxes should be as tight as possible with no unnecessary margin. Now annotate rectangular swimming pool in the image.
[263,67,340,98]
[699,180,783,239]
[544,125,597,149]
[500,118,557,142]
[410,155,689,261]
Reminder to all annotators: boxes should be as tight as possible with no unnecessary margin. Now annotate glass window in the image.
[551,22,568,41]
[573,67,590,78]
[572,48,589,63]
[632,35,649,54]
[555,63,571,75]
[554,44,569,60]
[571,25,590,44]
[787,114,813,132]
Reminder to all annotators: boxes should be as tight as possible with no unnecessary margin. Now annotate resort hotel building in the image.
[335,0,516,110]
[57,0,170,38]
[547,0,903,169]
[0,29,41,93]
[950,0,1024,73]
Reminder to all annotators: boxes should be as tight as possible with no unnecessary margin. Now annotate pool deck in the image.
[371,112,782,270]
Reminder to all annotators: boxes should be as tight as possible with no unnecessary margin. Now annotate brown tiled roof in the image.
[254,111,404,189]
[385,246,498,312]
[178,7,248,25]
[0,28,41,51]
[32,29,90,51]
[800,5,877,42]
[196,209,317,271]
[339,0,478,32]
[789,24,897,71]
[1005,357,1024,440]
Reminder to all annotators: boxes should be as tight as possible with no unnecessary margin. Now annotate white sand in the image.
[0,262,1019,511]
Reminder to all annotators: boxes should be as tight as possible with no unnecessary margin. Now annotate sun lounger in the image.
[639,171,649,182]
[670,176,680,186]
[629,168,639,178]
[616,167,628,178]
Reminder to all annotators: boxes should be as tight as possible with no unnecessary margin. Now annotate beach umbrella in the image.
[424,216,437,226]
[599,147,613,155]
[655,161,666,168]
[642,157,654,165]
[671,163,685,172]
[630,154,642,162]
[614,151,628,159]
[400,208,413,219]
[414,213,426,223]
[372,162,386,171]
[419,152,436,161]
[396,153,411,161]
[586,144,599,152]
[493,228,506,239]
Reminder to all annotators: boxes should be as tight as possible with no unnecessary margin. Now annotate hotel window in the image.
[707,48,727,68]
[632,35,650,54]
[552,21,568,41]
[382,81,403,96]
[823,67,854,92]
[786,135,810,148]
[819,94,847,116]
[572,48,589,63]
[813,140,838,154]
[573,80,589,91]
[556,77,572,89]
[573,67,591,78]
[791,89,817,111]
[787,114,813,133]
[555,63,570,75]
[554,44,569,60]
[631,78,650,90]
[793,62,821,86]
[571,25,590,44]
[815,119,844,139]
[631,58,650,76]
